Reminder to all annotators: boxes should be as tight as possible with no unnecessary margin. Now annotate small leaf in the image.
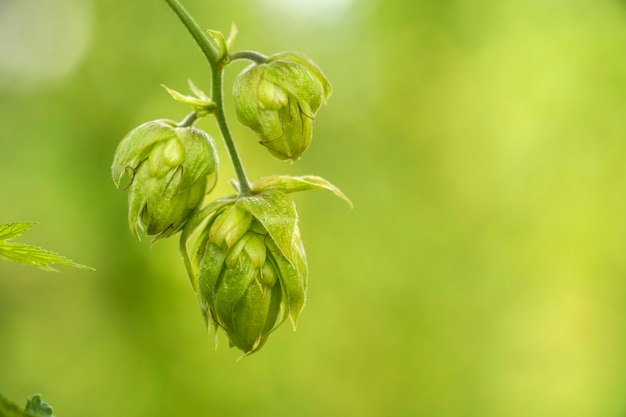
[24,395,54,417]
[205,29,227,59]
[0,222,94,271]
[226,23,238,52]
[0,222,37,241]
[161,84,216,116]
[187,79,210,101]
[252,175,353,207]
[236,192,299,265]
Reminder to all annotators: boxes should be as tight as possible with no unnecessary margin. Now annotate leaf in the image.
[187,79,210,101]
[236,192,299,266]
[0,222,37,241]
[162,84,211,108]
[0,222,94,272]
[252,175,353,207]
[24,395,54,417]
[205,29,227,59]
[161,83,216,115]
[226,23,238,51]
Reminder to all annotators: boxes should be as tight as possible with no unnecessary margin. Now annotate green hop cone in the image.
[112,119,219,240]
[233,52,332,161]
[180,192,308,355]
[180,176,350,354]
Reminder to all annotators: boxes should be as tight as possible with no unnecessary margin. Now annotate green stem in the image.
[229,50,268,64]
[212,65,252,195]
[178,112,198,127]
[164,0,252,195]
[164,0,220,65]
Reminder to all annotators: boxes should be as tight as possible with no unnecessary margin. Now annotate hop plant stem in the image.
[178,112,199,127]
[164,0,252,195]
[212,65,252,195]
[164,0,220,64]
[229,50,268,64]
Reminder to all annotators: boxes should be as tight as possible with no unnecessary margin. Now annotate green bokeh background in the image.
[2,0,626,416]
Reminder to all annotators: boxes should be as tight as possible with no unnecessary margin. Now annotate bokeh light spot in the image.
[256,0,354,24]
[0,0,93,90]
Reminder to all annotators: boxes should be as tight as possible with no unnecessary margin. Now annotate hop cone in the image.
[233,52,332,161]
[112,120,219,239]
[180,192,308,354]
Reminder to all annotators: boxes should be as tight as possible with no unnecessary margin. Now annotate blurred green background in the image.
[2,0,626,416]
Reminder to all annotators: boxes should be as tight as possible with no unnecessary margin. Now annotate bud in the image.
[112,120,219,239]
[233,52,332,161]
[180,193,308,354]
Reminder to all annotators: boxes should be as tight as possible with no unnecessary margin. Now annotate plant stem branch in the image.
[164,0,252,195]
[164,0,220,65]
[178,112,198,127]
[212,66,252,195]
[229,50,268,64]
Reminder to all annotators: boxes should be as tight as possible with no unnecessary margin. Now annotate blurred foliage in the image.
[2,0,626,416]
[0,222,94,271]
[0,393,55,417]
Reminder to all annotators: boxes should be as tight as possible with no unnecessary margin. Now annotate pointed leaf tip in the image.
[252,175,353,208]
[0,222,38,241]
[0,222,95,271]
[236,192,298,264]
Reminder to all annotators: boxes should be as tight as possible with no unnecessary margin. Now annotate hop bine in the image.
[110,8,350,355]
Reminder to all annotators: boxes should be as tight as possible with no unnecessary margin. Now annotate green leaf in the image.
[0,222,37,241]
[236,192,298,266]
[205,29,227,59]
[252,175,353,208]
[24,395,54,417]
[187,79,210,101]
[0,222,94,271]
[161,83,216,116]
[226,23,238,51]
